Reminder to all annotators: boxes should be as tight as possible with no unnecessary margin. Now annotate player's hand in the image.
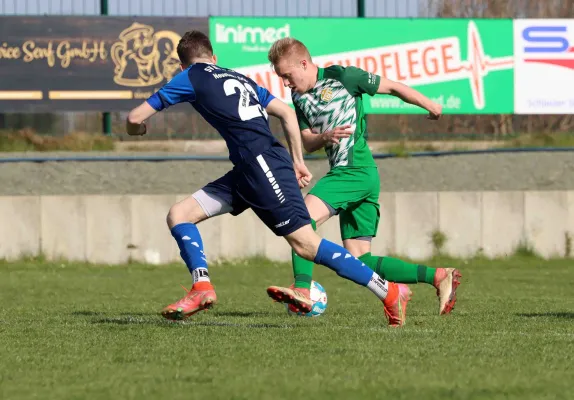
[293,162,313,188]
[316,125,353,146]
[427,103,442,120]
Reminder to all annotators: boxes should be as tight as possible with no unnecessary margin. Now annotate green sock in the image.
[292,219,317,289]
[358,253,436,285]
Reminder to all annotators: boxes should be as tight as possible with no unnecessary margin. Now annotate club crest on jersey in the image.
[320,87,333,103]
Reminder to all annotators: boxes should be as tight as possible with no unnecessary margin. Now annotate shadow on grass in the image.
[213,311,274,318]
[73,310,276,319]
[92,316,293,329]
[517,312,574,319]
[71,311,154,317]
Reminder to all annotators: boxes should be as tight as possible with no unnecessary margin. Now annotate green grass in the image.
[504,132,574,149]
[1,256,573,400]
[1,129,573,154]
[0,129,115,152]
[384,132,574,157]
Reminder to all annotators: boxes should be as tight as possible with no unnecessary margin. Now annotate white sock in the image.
[367,272,389,300]
[192,268,210,284]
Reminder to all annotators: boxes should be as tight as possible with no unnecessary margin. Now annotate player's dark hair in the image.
[177,30,214,65]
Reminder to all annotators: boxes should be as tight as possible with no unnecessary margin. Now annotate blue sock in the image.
[171,223,210,284]
[314,239,373,286]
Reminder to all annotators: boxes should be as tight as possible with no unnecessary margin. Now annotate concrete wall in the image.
[1,191,573,264]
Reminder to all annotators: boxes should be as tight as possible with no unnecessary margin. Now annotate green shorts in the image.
[308,166,380,240]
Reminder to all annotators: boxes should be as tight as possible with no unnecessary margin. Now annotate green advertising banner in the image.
[210,17,514,114]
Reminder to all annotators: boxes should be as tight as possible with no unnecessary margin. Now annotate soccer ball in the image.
[286,280,328,317]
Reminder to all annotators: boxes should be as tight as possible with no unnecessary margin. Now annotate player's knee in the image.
[285,225,321,261]
[166,204,184,228]
[166,198,207,228]
[291,241,311,260]
[304,195,332,226]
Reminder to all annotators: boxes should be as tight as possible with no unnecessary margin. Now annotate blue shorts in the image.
[202,144,312,236]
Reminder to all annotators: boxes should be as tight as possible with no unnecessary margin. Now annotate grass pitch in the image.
[1,256,573,400]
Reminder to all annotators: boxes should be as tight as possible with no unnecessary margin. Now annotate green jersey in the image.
[292,65,380,169]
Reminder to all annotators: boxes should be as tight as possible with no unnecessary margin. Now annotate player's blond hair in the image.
[268,38,312,66]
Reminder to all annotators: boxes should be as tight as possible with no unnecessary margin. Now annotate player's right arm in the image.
[300,126,354,152]
[126,68,196,136]
[295,103,352,152]
[126,102,157,136]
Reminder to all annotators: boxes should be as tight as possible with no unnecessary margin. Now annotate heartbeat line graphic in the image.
[454,21,514,109]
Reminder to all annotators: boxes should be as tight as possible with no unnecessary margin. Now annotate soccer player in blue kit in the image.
[126,31,411,326]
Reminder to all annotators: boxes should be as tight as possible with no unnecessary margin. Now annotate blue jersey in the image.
[146,63,280,165]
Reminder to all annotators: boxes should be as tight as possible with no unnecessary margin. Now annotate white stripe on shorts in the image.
[256,154,285,204]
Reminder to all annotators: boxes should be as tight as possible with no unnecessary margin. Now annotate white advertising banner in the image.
[514,19,574,114]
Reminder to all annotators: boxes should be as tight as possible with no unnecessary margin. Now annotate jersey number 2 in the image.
[223,79,268,121]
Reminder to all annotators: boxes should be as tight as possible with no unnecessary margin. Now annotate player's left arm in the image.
[261,87,312,187]
[343,66,441,120]
[376,78,442,120]
[258,88,302,164]
[126,68,196,136]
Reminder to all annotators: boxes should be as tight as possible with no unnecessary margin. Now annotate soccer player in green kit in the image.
[266,38,461,322]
